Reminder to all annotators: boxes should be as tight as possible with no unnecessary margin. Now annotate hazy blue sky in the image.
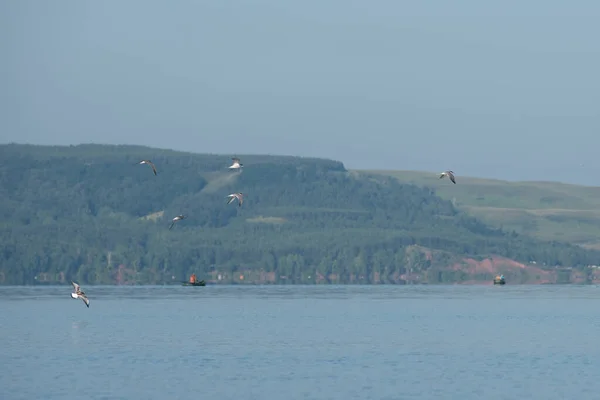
[2,1,599,184]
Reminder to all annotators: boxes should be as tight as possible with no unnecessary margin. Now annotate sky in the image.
[2,0,600,184]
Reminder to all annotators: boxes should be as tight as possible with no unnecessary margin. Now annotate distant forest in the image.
[1,143,599,285]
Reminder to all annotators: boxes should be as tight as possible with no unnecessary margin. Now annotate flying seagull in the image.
[169,215,186,230]
[137,160,157,175]
[71,281,90,308]
[229,157,243,170]
[439,170,456,184]
[226,193,244,207]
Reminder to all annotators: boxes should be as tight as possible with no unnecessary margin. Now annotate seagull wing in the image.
[148,161,157,175]
[448,172,456,184]
[72,281,81,292]
[226,195,236,205]
[79,294,90,308]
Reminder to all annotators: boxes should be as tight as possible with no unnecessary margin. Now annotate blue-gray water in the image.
[2,285,600,400]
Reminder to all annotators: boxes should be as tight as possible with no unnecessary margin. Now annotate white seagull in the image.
[137,160,157,176]
[226,193,244,207]
[439,170,456,184]
[71,282,90,308]
[169,214,186,230]
[228,157,243,170]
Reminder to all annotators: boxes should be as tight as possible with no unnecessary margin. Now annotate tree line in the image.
[1,143,598,285]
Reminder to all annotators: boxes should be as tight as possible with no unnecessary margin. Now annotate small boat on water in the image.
[182,273,205,286]
[493,274,506,285]
[182,280,206,286]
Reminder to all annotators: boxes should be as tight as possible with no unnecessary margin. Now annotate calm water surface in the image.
[2,285,600,400]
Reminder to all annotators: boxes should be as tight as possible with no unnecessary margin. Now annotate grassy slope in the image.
[359,170,600,249]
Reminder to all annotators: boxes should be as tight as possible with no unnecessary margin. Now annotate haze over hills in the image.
[1,143,600,286]
[4,1,600,186]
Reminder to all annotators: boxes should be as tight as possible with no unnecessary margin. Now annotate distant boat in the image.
[493,275,506,285]
[182,280,206,286]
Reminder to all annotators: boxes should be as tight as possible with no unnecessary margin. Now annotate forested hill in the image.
[1,143,598,285]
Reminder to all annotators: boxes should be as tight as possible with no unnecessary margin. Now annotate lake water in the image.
[2,285,600,400]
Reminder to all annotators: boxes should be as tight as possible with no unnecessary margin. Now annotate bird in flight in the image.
[169,215,186,230]
[439,170,456,184]
[137,160,157,176]
[226,193,244,207]
[70,281,90,308]
[228,157,243,170]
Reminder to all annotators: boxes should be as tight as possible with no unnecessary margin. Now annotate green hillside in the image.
[362,170,600,249]
[1,144,599,285]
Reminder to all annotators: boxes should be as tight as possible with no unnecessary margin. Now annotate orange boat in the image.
[182,273,206,286]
